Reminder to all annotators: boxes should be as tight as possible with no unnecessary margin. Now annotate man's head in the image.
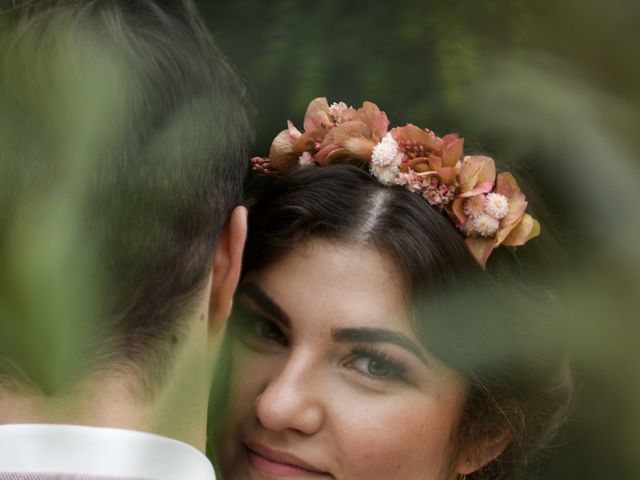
[0,0,253,392]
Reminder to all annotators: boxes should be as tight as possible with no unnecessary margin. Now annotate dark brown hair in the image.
[0,1,254,385]
[242,164,573,480]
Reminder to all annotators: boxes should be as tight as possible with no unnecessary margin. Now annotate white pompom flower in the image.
[470,214,500,237]
[484,192,509,220]
[370,133,405,185]
[371,163,405,186]
[298,151,315,166]
[371,133,404,168]
[463,195,486,218]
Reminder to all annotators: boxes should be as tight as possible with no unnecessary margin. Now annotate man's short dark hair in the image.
[0,0,254,385]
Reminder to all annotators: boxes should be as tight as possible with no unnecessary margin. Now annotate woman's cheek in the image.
[230,345,275,408]
[331,394,460,479]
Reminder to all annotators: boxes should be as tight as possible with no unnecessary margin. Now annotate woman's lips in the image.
[246,443,329,477]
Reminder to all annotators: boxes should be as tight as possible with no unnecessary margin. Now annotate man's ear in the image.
[455,429,511,477]
[209,206,247,334]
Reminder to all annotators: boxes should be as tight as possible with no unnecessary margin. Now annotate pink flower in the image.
[484,192,509,220]
[455,168,540,269]
[263,97,389,172]
[251,96,541,270]
[468,214,500,237]
[451,156,497,226]
[377,124,464,207]
[303,98,353,132]
[314,100,389,165]
[463,195,486,218]
[388,125,463,184]
[261,120,304,172]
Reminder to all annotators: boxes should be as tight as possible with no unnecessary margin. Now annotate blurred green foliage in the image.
[0,0,637,478]
[0,20,127,392]
[200,1,640,479]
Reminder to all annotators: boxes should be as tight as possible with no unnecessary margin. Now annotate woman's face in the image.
[217,241,468,480]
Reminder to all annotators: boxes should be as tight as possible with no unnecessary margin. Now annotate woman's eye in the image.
[349,353,406,380]
[255,318,287,345]
[232,303,288,349]
[366,358,392,377]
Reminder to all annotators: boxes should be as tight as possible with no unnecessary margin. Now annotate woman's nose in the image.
[255,356,324,435]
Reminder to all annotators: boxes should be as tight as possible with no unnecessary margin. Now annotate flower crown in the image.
[251,97,540,269]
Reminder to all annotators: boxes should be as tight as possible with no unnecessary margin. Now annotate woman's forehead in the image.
[249,240,411,331]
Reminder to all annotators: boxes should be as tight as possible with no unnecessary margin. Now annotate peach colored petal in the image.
[495,222,520,245]
[315,121,376,163]
[303,97,330,132]
[323,147,365,165]
[268,134,299,171]
[293,129,328,155]
[305,105,334,132]
[269,129,294,159]
[405,156,433,171]
[451,197,466,225]
[413,163,432,173]
[314,143,340,164]
[317,111,334,129]
[322,121,372,147]
[270,156,299,172]
[287,120,302,139]
[426,154,442,170]
[423,129,444,152]
[501,191,527,227]
[458,155,496,197]
[357,101,389,140]
[391,124,443,152]
[442,135,464,168]
[495,172,521,199]
[340,108,359,123]
[502,214,541,246]
[435,166,458,185]
[343,136,376,161]
[318,147,352,165]
[494,173,528,229]
[465,236,497,270]
[442,132,461,144]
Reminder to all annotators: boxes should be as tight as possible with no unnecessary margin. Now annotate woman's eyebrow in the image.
[237,281,291,327]
[332,327,428,365]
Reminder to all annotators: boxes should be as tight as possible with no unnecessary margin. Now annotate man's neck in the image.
[0,322,215,452]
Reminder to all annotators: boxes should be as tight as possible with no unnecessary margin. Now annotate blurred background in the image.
[0,1,637,479]
[197,0,640,479]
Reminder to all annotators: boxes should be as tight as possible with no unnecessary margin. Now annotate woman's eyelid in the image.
[259,316,290,346]
[233,301,287,347]
[262,319,288,344]
[348,346,411,381]
[239,296,291,333]
[352,343,414,367]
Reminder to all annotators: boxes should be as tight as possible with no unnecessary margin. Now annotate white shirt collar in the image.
[0,423,215,480]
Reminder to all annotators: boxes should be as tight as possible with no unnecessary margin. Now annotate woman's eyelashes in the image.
[257,318,288,345]
[233,301,411,384]
[345,346,410,383]
[234,303,289,348]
